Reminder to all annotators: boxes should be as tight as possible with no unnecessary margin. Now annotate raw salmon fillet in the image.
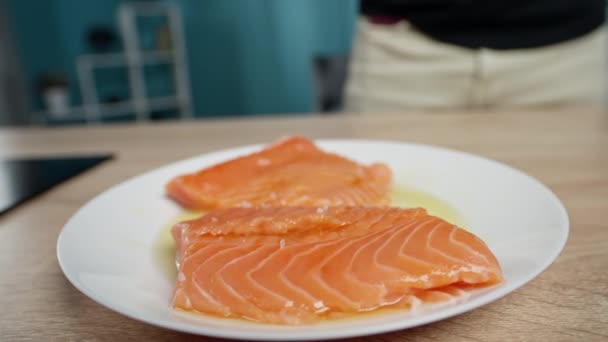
[171,207,502,324]
[166,136,392,210]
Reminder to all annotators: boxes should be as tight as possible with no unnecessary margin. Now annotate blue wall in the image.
[7,0,357,117]
[7,1,65,109]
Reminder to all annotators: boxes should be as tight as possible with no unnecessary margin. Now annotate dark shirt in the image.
[360,0,606,49]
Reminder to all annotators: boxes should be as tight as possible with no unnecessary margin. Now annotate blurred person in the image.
[345,1,607,112]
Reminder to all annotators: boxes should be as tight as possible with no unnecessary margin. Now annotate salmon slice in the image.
[166,136,392,210]
[171,207,502,324]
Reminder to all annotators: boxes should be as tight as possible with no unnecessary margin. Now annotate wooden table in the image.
[1,109,607,341]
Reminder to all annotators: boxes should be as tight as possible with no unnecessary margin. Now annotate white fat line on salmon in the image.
[256,158,271,166]
[448,227,491,265]
[192,278,230,316]
[446,265,490,278]
[398,266,489,286]
[175,222,190,241]
[400,275,430,283]
[326,230,392,308]
[313,301,325,310]
[278,242,338,313]
[370,217,423,274]
[309,240,363,310]
[408,296,423,313]
[216,246,273,317]
[294,195,310,204]
[172,288,193,309]
[345,222,395,293]
[239,201,253,208]
[427,223,489,269]
[245,245,294,307]
[386,218,438,271]
[191,244,247,315]
[414,288,472,310]
[181,243,231,269]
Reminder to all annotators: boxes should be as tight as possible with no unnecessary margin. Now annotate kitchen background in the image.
[0,0,357,125]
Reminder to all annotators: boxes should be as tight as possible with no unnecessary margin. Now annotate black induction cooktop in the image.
[0,155,112,216]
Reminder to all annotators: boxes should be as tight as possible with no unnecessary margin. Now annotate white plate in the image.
[57,140,568,340]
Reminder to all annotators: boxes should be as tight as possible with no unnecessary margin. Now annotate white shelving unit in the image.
[43,2,193,124]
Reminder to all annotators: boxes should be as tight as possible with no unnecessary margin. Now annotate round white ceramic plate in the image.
[57,140,568,340]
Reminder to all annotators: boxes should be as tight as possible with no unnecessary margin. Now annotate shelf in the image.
[66,2,192,124]
[34,95,180,123]
[78,50,174,68]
